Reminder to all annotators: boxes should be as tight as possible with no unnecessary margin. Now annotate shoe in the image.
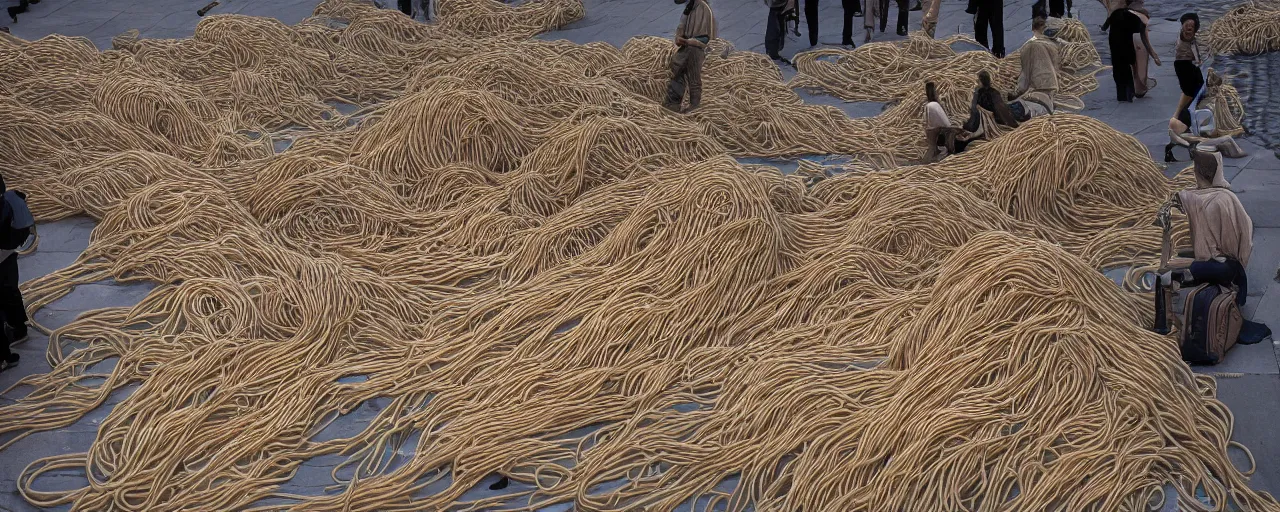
[772,56,793,66]
[1164,143,1177,162]
[965,5,976,13]
[897,27,908,36]
[853,9,863,16]
[865,31,872,42]
[910,1,922,10]
[8,7,17,23]
[0,353,17,373]
[841,40,856,47]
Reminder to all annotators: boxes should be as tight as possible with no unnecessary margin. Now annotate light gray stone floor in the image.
[1,0,1278,509]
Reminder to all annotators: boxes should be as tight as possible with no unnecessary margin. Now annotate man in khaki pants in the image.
[665,0,717,112]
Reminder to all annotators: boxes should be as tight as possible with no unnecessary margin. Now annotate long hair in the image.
[925,82,938,103]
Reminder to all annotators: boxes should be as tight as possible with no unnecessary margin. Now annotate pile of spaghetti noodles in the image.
[1206,0,1280,55]
[0,0,1274,510]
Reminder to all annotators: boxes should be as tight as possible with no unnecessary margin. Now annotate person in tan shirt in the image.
[665,0,717,112]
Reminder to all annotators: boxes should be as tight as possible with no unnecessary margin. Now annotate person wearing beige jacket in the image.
[665,0,717,112]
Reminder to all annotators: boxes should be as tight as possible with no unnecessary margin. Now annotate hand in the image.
[675,37,687,46]
[1153,56,1162,66]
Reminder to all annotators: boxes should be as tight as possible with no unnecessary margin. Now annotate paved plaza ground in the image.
[1,0,1278,509]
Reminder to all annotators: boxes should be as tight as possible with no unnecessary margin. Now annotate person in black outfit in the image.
[879,0,908,36]
[1106,2,1150,102]
[841,0,863,46]
[766,0,792,64]
[973,0,1004,57]
[804,0,819,46]
[0,176,30,372]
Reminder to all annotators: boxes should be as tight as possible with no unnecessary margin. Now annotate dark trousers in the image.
[0,254,26,359]
[974,0,1005,55]
[1048,0,1065,16]
[1188,259,1248,307]
[805,0,820,46]
[766,7,787,57]
[1111,52,1135,101]
[665,46,706,110]
[841,0,861,43]
[8,0,30,20]
[879,0,907,32]
[398,0,412,15]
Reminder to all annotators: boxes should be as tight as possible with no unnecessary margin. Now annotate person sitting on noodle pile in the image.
[1165,69,1246,162]
[924,82,972,162]
[1160,150,1271,344]
[961,70,1019,139]
[1008,17,1061,119]
[959,18,1059,143]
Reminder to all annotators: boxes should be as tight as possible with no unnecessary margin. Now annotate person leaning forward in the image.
[665,0,717,113]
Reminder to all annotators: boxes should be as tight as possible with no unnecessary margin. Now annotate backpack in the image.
[1179,283,1243,365]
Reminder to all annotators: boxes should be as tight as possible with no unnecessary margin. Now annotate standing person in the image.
[879,0,908,36]
[1105,0,1156,102]
[766,0,792,63]
[665,0,717,112]
[1173,13,1204,119]
[973,0,1005,57]
[0,177,31,373]
[841,0,863,46]
[804,0,819,46]
[920,0,939,37]
[1130,0,1154,97]
[861,0,879,42]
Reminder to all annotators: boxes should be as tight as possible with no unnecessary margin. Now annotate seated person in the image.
[924,82,971,162]
[1007,16,1061,121]
[962,70,1020,136]
[1166,72,1246,161]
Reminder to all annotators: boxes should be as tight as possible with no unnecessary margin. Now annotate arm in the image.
[1141,27,1160,65]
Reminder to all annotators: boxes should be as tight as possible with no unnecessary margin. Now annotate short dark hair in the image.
[978,70,992,89]
[1180,12,1200,31]
[1032,16,1047,31]
[925,81,938,103]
